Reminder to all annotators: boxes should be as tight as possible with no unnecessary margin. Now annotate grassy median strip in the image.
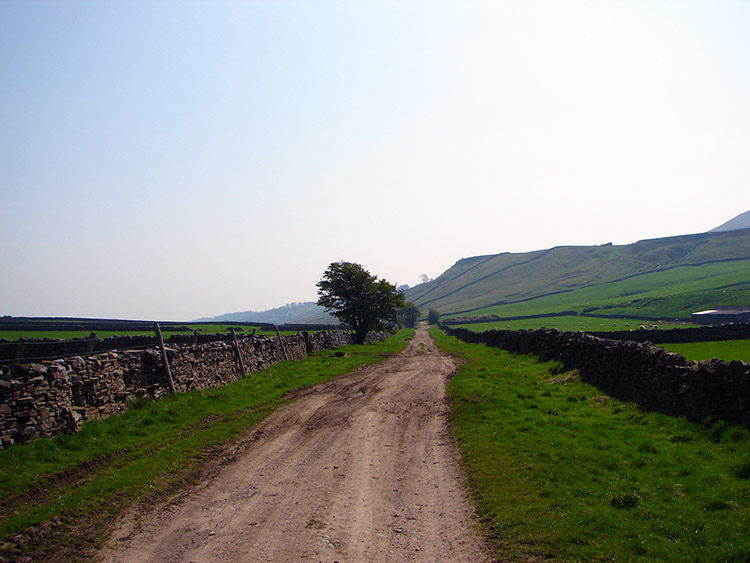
[0,329,413,559]
[432,328,750,562]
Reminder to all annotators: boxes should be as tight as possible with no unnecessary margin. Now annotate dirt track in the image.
[101,327,491,562]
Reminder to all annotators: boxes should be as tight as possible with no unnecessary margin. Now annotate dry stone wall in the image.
[588,323,750,344]
[0,330,371,448]
[441,325,750,426]
[0,331,307,362]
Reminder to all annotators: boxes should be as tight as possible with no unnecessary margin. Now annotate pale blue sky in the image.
[1,0,748,320]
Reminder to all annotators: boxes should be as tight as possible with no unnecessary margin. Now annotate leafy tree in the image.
[399,302,421,329]
[316,261,406,344]
[428,309,440,325]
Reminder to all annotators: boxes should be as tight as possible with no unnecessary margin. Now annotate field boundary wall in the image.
[0,326,344,363]
[441,325,750,426]
[0,330,384,448]
[587,323,750,344]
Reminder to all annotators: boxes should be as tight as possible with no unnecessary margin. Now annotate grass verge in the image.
[0,329,413,561]
[431,328,750,562]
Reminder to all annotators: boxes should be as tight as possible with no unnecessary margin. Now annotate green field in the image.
[660,339,750,363]
[453,317,688,333]
[0,325,312,341]
[432,328,750,562]
[0,330,413,561]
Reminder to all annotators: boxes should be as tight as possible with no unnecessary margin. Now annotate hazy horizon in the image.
[2,1,749,321]
[3,218,743,323]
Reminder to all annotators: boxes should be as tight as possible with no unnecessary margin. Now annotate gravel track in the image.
[101,326,491,563]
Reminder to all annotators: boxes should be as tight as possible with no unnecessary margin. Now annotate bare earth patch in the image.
[100,327,492,562]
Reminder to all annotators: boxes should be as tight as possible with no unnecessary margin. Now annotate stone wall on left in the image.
[0,330,368,448]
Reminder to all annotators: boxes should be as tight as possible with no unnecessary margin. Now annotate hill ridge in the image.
[444,255,750,317]
[416,249,554,309]
[710,210,750,232]
[407,229,750,320]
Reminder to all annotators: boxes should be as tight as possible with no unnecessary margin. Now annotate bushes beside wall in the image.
[441,325,750,426]
[0,330,370,448]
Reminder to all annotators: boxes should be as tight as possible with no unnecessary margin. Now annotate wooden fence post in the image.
[275,325,289,361]
[154,323,176,394]
[302,331,312,355]
[231,328,247,377]
[86,332,98,354]
[13,339,25,364]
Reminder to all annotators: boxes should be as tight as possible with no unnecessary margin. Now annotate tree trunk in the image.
[354,328,368,345]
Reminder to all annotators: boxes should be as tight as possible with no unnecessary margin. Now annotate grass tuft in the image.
[732,459,750,480]
[610,492,640,510]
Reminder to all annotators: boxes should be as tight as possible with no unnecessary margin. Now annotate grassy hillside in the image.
[199,301,334,325]
[409,229,750,320]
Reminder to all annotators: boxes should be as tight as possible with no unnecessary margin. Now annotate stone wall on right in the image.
[441,325,750,426]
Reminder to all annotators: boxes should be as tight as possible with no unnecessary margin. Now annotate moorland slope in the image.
[711,210,750,232]
[407,228,750,319]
